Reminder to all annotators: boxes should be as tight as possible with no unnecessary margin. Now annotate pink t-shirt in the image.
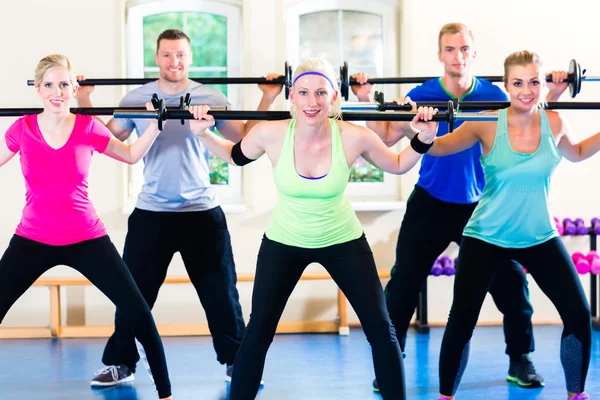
[5,114,112,245]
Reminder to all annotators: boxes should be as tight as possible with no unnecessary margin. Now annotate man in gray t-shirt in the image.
[78,29,282,388]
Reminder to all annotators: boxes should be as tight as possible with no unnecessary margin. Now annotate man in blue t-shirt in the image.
[353,23,568,392]
[77,29,282,388]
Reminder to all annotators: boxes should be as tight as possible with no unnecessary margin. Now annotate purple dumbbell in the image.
[592,218,600,235]
[438,255,455,276]
[430,260,443,276]
[574,218,588,235]
[563,218,576,235]
[442,264,456,276]
[439,255,452,266]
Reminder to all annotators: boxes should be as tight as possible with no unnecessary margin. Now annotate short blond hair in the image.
[34,54,77,88]
[438,23,474,51]
[290,58,341,120]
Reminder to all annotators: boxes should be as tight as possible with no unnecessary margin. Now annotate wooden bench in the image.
[0,271,391,339]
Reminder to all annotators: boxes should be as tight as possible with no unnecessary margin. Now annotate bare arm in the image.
[217,73,283,142]
[350,73,417,146]
[546,70,569,102]
[554,112,600,162]
[75,79,133,141]
[102,124,160,164]
[353,109,438,174]
[101,103,160,164]
[427,122,481,156]
[0,137,17,168]
[358,126,427,174]
[189,106,267,165]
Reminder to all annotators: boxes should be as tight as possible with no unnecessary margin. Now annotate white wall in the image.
[0,0,599,331]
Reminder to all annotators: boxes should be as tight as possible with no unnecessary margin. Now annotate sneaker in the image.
[225,364,264,386]
[507,354,544,388]
[572,393,590,400]
[372,352,406,392]
[90,365,135,387]
[372,378,379,392]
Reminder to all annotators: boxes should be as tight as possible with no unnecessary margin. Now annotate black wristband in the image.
[410,133,434,154]
[231,139,256,166]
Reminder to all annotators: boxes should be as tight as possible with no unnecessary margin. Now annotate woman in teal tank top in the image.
[415,51,600,400]
[186,58,438,400]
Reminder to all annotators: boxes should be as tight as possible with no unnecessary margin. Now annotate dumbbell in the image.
[587,250,600,275]
[591,217,600,235]
[430,259,443,276]
[572,251,591,274]
[439,256,456,276]
[574,218,588,235]
[554,216,565,235]
[563,218,577,235]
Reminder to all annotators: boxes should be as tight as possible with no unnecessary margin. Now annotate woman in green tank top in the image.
[186,57,438,400]
[415,51,599,400]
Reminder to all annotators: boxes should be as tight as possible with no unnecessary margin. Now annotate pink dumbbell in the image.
[587,251,600,275]
[572,252,591,274]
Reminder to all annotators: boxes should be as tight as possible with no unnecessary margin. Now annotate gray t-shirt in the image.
[115,81,231,212]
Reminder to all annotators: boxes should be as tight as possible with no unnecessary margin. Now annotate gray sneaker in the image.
[225,364,264,386]
[90,365,135,387]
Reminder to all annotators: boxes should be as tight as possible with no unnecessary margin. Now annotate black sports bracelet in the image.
[410,133,434,154]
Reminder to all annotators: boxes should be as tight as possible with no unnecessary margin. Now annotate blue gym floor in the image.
[0,326,598,399]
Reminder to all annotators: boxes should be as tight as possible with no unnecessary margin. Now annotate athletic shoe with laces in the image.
[507,354,544,388]
[90,364,135,387]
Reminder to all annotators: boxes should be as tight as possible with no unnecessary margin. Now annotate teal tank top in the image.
[265,119,363,248]
[463,108,562,248]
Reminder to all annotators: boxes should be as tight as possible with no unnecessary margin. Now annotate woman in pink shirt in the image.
[0,55,208,400]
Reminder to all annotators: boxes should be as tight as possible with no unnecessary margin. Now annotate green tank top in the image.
[463,108,562,248]
[265,119,363,248]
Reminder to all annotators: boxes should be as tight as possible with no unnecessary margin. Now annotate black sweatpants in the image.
[0,235,171,398]
[439,236,591,395]
[102,207,245,371]
[229,234,406,400]
[384,186,535,357]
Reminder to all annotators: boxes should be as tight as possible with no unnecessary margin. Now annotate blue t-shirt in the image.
[115,81,231,212]
[407,77,508,204]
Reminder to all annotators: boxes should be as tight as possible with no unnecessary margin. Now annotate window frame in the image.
[124,0,244,213]
[285,0,401,201]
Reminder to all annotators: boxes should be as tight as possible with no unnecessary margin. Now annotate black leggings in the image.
[229,234,405,400]
[439,236,591,396]
[385,186,534,357]
[102,207,245,371]
[0,235,171,398]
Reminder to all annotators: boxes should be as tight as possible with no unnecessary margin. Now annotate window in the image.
[125,0,242,210]
[286,0,400,200]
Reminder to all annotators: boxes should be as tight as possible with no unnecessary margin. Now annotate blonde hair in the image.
[438,23,474,51]
[503,50,546,108]
[290,58,341,120]
[34,54,77,88]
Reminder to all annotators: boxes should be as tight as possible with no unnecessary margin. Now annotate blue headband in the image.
[292,71,336,90]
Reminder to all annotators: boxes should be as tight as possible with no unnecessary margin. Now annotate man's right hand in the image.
[350,72,374,102]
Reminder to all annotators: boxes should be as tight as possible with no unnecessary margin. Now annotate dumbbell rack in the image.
[414,231,600,333]
[414,282,429,333]
[590,232,600,331]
